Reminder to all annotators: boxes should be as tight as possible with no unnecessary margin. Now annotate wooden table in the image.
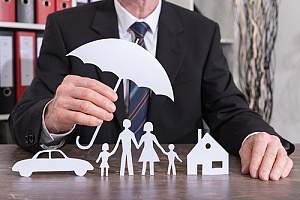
[0,144,299,200]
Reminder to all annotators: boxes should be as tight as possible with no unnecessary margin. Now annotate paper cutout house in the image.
[187,129,229,175]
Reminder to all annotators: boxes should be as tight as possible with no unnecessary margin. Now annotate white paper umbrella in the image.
[67,38,174,150]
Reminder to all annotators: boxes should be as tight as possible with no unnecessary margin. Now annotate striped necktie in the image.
[128,22,150,141]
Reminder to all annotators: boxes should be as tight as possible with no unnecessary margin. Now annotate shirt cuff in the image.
[242,132,259,145]
[40,99,76,149]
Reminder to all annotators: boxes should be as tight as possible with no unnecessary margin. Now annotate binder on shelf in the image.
[37,33,44,57]
[17,0,35,23]
[15,31,36,102]
[56,0,72,11]
[0,31,15,114]
[36,0,56,24]
[76,0,89,6]
[0,0,16,22]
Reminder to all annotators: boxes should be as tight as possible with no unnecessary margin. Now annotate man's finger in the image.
[70,86,116,113]
[63,75,118,102]
[269,148,287,180]
[258,142,280,181]
[64,98,114,121]
[239,138,253,174]
[249,134,268,178]
[64,109,103,127]
[281,157,293,178]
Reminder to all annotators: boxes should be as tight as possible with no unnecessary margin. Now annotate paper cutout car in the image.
[187,129,229,175]
[12,150,94,177]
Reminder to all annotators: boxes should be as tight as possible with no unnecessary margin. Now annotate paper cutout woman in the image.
[96,143,113,176]
[166,144,182,175]
[137,122,166,176]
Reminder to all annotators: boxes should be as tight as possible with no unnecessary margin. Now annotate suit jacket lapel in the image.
[149,1,185,123]
[90,0,126,128]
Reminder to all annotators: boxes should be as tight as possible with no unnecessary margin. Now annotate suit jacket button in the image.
[28,134,34,144]
[25,136,28,144]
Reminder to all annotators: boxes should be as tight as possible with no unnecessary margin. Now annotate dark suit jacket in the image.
[9,0,295,155]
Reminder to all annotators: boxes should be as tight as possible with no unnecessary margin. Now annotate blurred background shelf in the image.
[221,38,234,44]
[0,114,10,121]
[0,22,45,30]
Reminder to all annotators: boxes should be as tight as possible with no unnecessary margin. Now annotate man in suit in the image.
[9,0,294,181]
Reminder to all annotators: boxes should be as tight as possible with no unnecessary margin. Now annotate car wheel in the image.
[20,171,32,177]
[74,169,87,176]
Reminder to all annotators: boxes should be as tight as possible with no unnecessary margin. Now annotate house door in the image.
[197,164,203,174]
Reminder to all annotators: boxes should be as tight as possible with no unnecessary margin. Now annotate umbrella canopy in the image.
[67,38,174,101]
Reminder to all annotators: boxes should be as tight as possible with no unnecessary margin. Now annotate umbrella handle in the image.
[76,78,122,150]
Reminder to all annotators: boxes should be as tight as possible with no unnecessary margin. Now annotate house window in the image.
[205,143,211,149]
[212,161,223,168]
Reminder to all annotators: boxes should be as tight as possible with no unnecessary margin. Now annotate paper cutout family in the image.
[95,124,228,176]
[96,120,183,176]
[12,39,229,177]
[12,123,228,177]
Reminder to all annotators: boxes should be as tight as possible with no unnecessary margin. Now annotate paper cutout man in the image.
[95,143,113,176]
[166,144,182,175]
[137,122,166,176]
[111,119,139,176]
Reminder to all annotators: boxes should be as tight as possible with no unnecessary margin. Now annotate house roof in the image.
[187,133,228,159]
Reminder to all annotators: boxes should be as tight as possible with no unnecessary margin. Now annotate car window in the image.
[50,151,67,159]
[33,152,50,159]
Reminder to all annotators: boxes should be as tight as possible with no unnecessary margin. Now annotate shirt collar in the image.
[114,0,161,34]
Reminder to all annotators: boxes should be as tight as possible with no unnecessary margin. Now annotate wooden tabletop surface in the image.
[0,144,299,200]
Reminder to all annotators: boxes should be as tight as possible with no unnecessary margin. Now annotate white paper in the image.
[77,0,89,3]
[0,36,13,87]
[166,144,182,175]
[96,143,113,176]
[89,0,101,2]
[67,38,174,101]
[187,129,229,175]
[110,119,139,176]
[12,149,94,177]
[20,36,34,86]
[37,36,43,57]
[137,122,167,176]
[67,38,175,150]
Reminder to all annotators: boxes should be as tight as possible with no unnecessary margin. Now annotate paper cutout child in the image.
[96,143,113,176]
[110,119,139,176]
[166,144,182,175]
[137,122,166,176]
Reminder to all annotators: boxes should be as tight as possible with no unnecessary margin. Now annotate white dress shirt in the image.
[39,0,162,148]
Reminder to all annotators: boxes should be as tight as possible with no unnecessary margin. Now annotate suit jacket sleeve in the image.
[9,14,71,152]
[201,24,294,156]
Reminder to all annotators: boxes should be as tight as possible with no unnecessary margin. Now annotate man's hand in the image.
[239,132,293,181]
[45,75,118,133]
